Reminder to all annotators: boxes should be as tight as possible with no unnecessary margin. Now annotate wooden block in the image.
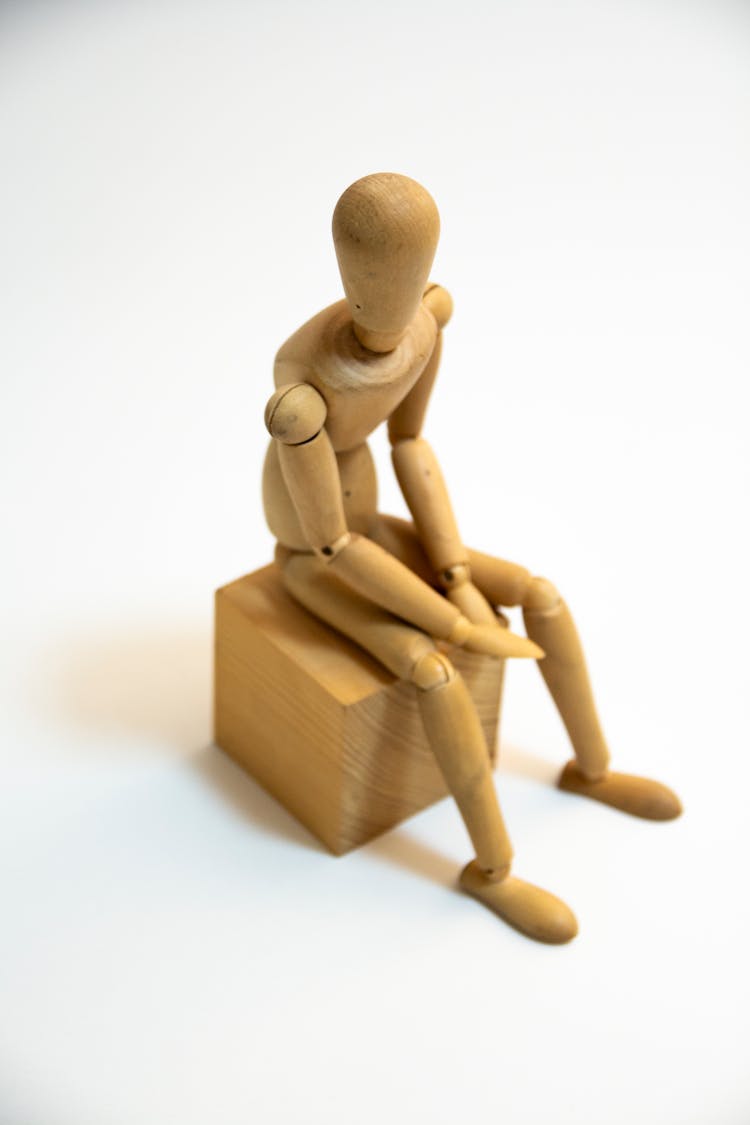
[214,564,505,855]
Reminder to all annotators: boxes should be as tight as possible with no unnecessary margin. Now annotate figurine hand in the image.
[446,580,497,625]
[462,623,544,661]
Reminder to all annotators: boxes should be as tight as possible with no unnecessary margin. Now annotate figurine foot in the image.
[558,760,682,821]
[459,861,578,944]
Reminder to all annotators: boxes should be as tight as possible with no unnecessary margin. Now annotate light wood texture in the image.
[459,862,579,944]
[214,565,504,855]
[444,570,500,626]
[391,437,467,573]
[282,550,437,681]
[332,172,440,353]
[263,440,378,550]
[272,299,437,452]
[558,761,682,820]
[421,282,453,329]
[231,171,683,943]
[387,331,442,443]
[264,382,327,445]
[276,429,348,554]
[328,532,465,639]
[523,598,611,780]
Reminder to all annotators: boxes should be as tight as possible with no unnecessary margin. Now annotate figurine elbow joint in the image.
[314,532,352,563]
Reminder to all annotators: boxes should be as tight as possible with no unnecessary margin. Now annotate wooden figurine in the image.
[249,172,681,943]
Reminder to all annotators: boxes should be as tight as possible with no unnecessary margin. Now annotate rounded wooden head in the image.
[332,173,440,352]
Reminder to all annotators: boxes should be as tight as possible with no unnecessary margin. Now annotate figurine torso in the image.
[263,299,437,550]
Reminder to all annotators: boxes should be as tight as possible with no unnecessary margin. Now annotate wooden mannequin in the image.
[262,172,681,944]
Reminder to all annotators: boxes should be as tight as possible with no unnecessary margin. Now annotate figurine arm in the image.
[391,434,497,624]
[388,290,499,625]
[267,383,533,656]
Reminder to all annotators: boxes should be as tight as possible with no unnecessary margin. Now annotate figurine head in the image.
[332,172,440,353]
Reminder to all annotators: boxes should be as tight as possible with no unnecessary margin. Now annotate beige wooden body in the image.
[215,172,681,945]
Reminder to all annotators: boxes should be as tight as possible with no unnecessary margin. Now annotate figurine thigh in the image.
[281,549,437,680]
[371,514,533,606]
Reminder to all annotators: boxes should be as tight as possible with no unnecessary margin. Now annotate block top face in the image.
[217,565,394,706]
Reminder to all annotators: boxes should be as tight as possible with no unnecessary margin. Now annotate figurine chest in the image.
[308,309,436,451]
[311,364,424,451]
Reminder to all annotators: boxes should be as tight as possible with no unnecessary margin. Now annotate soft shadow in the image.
[50,624,556,885]
[191,741,327,853]
[51,626,212,751]
[49,623,329,851]
[499,742,562,786]
[365,824,458,885]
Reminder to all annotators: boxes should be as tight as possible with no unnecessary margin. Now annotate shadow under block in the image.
[214,565,505,855]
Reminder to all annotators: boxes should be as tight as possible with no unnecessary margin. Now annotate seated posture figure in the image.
[262,172,681,943]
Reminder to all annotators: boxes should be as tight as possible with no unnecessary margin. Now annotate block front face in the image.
[338,652,502,851]
[214,567,504,854]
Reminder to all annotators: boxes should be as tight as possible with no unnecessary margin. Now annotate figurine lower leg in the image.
[282,548,578,944]
[373,515,682,821]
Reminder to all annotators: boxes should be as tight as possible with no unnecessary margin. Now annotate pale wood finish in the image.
[332,172,440,353]
[276,429,348,553]
[417,672,513,874]
[264,382,327,445]
[421,282,454,329]
[523,599,611,780]
[263,440,378,550]
[558,761,682,820]
[387,331,443,444]
[391,437,467,574]
[459,862,579,944]
[216,171,682,943]
[328,533,464,639]
[282,550,438,681]
[273,299,437,451]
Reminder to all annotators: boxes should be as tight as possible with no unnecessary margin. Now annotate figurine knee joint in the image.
[411,651,455,691]
[523,576,561,613]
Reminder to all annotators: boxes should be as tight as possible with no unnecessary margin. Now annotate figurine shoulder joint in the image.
[422,283,453,328]
[264,383,328,445]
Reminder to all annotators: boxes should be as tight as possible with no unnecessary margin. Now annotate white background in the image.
[1,1,749,1122]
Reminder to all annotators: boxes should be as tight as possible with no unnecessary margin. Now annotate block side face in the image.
[219,566,394,706]
[215,587,347,853]
[337,653,505,852]
[454,650,504,765]
[338,681,448,851]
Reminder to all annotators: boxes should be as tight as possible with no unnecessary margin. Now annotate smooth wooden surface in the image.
[460,862,579,944]
[558,761,682,820]
[327,533,464,639]
[214,565,504,855]
[332,172,440,353]
[254,171,682,941]
[391,436,467,573]
[418,673,513,873]
[276,429,348,553]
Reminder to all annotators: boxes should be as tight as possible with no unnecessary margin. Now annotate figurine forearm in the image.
[328,532,470,643]
[391,436,468,579]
